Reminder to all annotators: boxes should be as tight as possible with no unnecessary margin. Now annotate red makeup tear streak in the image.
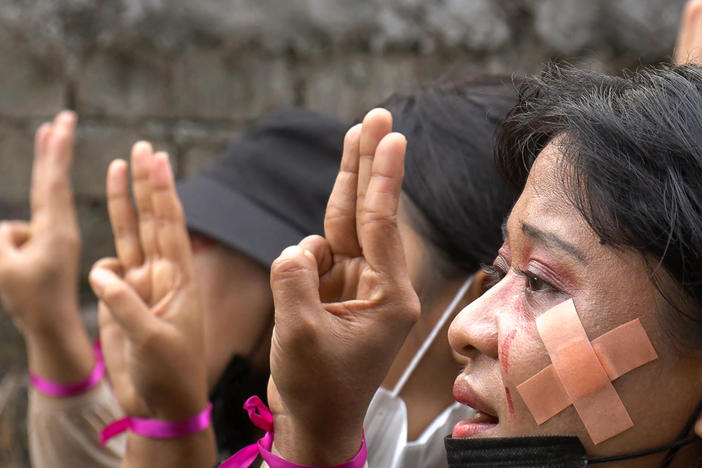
[501,329,518,375]
[505,386,515,417]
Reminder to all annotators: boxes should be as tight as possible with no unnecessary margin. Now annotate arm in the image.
[90,144,215,468]
[267,108,420,463]
[0,111,123,467]
[0,111,93,384]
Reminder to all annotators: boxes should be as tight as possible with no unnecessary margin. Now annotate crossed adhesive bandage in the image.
[516,299,658,445]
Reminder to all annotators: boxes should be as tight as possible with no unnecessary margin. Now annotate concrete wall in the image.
[0,0,687,465]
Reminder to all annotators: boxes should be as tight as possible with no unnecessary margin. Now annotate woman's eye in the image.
[524,272,556,293]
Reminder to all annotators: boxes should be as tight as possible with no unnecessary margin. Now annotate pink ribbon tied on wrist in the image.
[220,396,367,468]
[100,402,213,446]
[30,339,105,398]
[219,396,274,467]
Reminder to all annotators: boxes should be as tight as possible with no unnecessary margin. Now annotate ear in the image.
[465,269,492,302]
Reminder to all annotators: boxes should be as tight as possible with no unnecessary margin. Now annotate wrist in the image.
[273,413,364,465]
[30,339,104,397]
[144,369,210,422]
[25,321,95,384]
[20,299,83,339]
[123,425,216,468]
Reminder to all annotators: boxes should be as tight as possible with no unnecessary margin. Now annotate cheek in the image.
[501,329,549,387]
[498,321,553,423]
[497,304,544,380]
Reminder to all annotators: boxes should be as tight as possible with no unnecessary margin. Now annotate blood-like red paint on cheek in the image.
[505,386,515,417]
[501,329,518,375]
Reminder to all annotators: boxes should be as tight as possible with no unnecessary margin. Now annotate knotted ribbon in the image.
[220,396,367,468]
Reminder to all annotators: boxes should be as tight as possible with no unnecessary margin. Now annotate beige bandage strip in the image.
[591,319,658,380]
[515,299,658,445]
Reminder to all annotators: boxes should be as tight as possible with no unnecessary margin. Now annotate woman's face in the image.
[448,142,702,465]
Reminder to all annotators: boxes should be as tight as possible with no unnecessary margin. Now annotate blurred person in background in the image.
[675,0,702,65]
[88,77,519,468]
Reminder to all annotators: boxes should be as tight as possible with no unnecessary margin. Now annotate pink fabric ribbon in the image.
[220,396,367,468]
[100,402,213,446]
[30,339,105,398]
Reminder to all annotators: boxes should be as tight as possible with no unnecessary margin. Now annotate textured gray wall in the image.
[0,0,688,465]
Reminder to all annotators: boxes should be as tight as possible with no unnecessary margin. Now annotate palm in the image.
[94,143,208,421]
[98,302,147,415]
[101,283,201,416]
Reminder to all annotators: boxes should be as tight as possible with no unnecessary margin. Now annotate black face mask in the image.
[444,434,700,468]
[445,399,702,468]
[445,436,587,467]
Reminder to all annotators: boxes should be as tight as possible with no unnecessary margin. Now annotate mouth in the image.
[452,375,499,438]
[452,410,499,438]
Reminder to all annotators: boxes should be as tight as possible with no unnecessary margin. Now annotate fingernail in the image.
[133,141,153,156]
[89,268,113,293]
[58,110,77,124]
[302,248,316,262]
[280,246,303,259]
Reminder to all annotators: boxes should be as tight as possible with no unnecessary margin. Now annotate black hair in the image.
[495,63,702,350]
[379,76,520,278]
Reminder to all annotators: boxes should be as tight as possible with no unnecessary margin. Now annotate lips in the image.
[452,376,499,438]
[452,411,499,438]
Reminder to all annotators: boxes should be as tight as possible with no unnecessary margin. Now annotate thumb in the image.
[270,246,324,337]
[695,415,702,438]
[89,266,157,344]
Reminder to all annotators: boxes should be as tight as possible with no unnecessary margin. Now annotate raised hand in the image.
[267,109,421,464]
[0,111,94,382]
[675,0,702,65]
[89,145,208,422]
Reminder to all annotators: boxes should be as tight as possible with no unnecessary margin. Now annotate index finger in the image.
[31,112,78,230]
[324,124,362,257]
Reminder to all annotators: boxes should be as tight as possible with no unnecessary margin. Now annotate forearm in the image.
[122,428,217,468]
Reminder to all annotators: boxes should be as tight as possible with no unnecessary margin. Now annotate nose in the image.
[448,282,501,360]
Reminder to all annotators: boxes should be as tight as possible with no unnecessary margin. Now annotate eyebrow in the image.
[520,223,589,265]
